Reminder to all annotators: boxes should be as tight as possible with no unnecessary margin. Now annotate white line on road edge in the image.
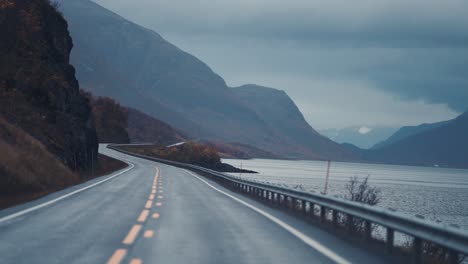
[0,162,135,224]
[184,169,352,264]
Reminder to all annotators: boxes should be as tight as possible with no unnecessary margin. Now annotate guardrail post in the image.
[412,238,422,264]
[332,210,338,227]
[287,196,292,210]
[386,228,394,253]
[448,250,459,264]
[308,203,316,220]
[364,220,372,241]
[301,200,307,215]
[347,215,354,233]
[320,206,326,223]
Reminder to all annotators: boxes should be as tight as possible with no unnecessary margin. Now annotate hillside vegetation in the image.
[119,142,256,173]
[0,117,78,207]
[86,94,130,144]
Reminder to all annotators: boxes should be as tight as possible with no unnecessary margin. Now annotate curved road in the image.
[0,145,390,264]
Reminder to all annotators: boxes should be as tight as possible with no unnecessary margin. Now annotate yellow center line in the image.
[123,225,142,245]
[144,230,154,238]
[152,213,160,219]
[129,259,142,264]
[145,200,152,209]
[137,210,150,223]
[107,249,127,264]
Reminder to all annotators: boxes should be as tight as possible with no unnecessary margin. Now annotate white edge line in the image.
[183,169,352,264]
[0,161,135,224]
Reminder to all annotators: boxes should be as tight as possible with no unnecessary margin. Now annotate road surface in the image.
[0,145,391,264]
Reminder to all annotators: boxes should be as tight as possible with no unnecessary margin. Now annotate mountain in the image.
[0,0,98,203]
[126,107,186,145]
[60,0,355,160]
[371,121,449,149]
[321,126,398,149]
[86,94,186,145]
[231,85,355,160]
[364,111,468,168]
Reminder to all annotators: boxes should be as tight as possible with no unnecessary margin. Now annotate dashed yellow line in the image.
[137,210,150,223]
[144,230,154,238]
[123,225,142,245]
[144,200,152,209]
[109,167,163,263]
[107,249,127,264]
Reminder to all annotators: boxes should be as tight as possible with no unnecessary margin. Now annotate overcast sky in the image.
[92,0,467,129]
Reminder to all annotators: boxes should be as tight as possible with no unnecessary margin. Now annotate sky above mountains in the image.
[90,0,466,129]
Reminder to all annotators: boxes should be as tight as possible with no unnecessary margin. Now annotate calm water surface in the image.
[223,159,468,230]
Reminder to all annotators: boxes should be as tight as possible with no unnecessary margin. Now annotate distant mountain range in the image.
[371,121,449,150]
[358,111,468,168]
[61,0,355,161]
[320,126,398,149]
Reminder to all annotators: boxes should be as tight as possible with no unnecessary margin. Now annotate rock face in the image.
[0,0,98,171]
[61,0,356,160]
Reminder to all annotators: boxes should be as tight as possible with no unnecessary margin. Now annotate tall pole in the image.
[323,160,331,194]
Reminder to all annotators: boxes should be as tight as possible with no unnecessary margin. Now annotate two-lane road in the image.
[0,145,390,264]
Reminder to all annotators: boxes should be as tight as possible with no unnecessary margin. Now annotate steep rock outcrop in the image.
[0,0,98,171]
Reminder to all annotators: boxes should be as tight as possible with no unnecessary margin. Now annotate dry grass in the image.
[0,117,127,209]
[0,117,79,196]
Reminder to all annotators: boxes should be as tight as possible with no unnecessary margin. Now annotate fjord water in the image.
[223,159,468,230]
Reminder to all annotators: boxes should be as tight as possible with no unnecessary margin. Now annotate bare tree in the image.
[344,176,381,205]
[343,176,381,232]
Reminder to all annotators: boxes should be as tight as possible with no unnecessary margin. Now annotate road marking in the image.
[184,170,351,264]
[144,200,152,209]
[123,225,142,245]
[157,195,163,199]
[129,259,142,264]
[155,202,162,207]
[149,194,155,200]
[152,213,160,219]
[144,230,154,238]
[137,210,150,223]
[107,249,127,264]
[151,189,156,194]
[0,162,135,224]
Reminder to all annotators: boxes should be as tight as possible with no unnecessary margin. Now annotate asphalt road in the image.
[0,145,391,264]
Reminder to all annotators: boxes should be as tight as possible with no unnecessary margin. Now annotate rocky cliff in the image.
[0,0,98,171]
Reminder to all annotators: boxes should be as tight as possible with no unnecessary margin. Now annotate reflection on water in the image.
[223,158,468,230]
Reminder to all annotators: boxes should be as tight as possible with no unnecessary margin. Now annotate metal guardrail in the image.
[109,144,468,264]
